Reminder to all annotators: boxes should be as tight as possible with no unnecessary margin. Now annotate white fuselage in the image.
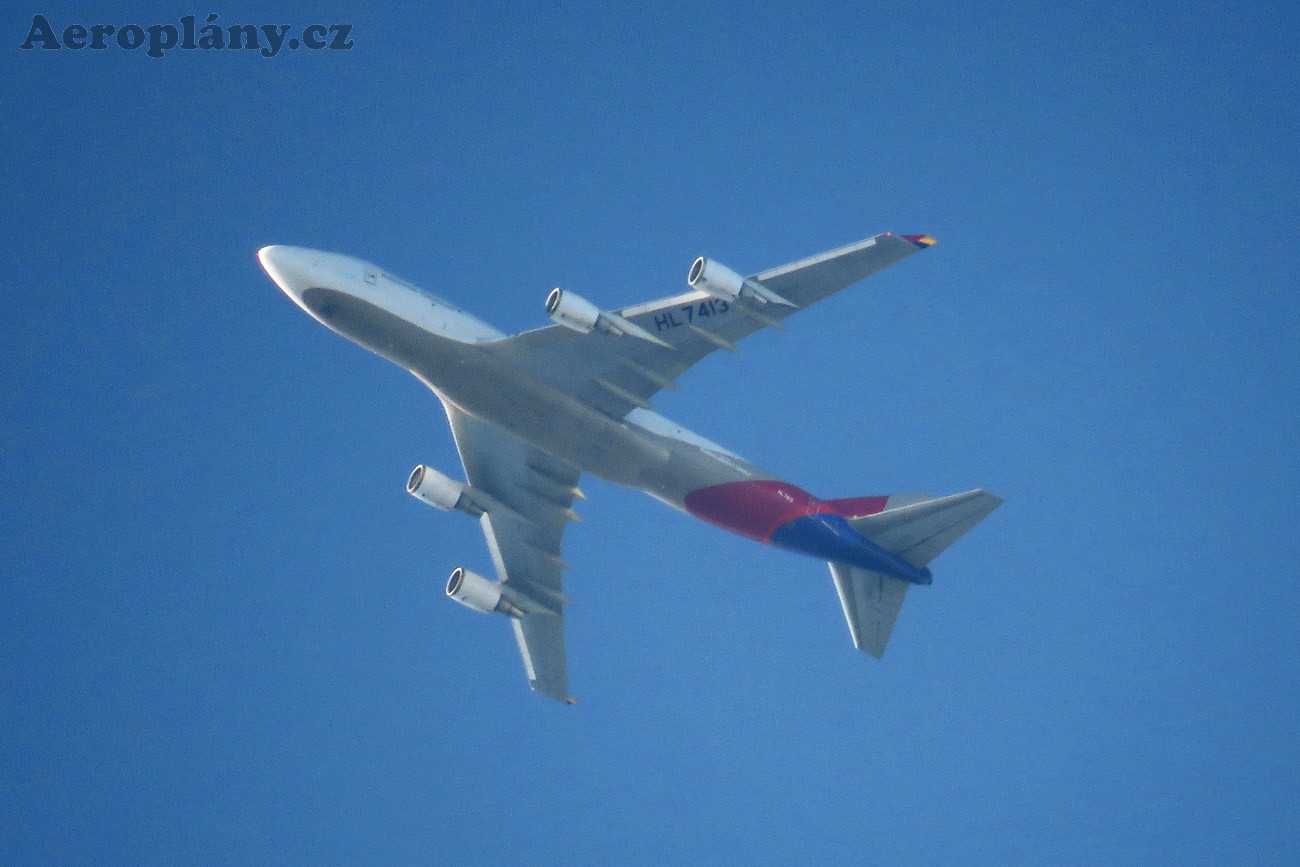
[258,246,761,508]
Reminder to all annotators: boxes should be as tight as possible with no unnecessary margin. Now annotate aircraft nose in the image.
[257,245,319,303]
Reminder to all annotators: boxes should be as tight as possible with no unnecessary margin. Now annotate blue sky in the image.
[3,1,1297,863]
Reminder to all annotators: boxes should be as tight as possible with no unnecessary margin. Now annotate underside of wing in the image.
[444,401,582,702]
[510,613,569,702]
[485,232,932,418]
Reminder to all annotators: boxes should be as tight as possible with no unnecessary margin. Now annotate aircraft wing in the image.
[487,232,934,417]
[443,402,581,702]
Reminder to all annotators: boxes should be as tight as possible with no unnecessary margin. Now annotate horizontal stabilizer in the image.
[829,564,910,658]
[847,489,1003,568]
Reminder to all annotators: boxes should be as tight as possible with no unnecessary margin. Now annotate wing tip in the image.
[528,677,577,704]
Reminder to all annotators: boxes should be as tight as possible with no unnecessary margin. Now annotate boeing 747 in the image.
[258,232,1001,702]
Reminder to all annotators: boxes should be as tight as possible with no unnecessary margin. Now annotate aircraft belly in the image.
[629,439,764,512]
[428,359,675,486]
[297,289,811,524]
[299,288,671,484]
[451,381,651,476]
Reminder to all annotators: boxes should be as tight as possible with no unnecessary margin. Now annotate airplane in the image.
[258,232,1002,702]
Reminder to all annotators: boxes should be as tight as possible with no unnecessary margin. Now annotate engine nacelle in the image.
[407,464,470,512]
[688,257,795,308]
[687,257,744,301]
[446,567,524,617]
[544,288,672,348]
[545,288,601,334]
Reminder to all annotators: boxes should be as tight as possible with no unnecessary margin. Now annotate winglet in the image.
[901,234,936,248]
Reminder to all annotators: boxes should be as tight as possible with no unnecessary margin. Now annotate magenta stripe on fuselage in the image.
[683,480,888,542]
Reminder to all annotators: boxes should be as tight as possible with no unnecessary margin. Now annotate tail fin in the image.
[830,490,1002,657]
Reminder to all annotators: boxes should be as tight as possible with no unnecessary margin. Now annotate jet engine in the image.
[545,288,671,347]
[407,464,472,512]
[446,566,505,614]
[545,287,601,332]
[687,256,744,301]
[688,257,796,307]
[446,567,525,617]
